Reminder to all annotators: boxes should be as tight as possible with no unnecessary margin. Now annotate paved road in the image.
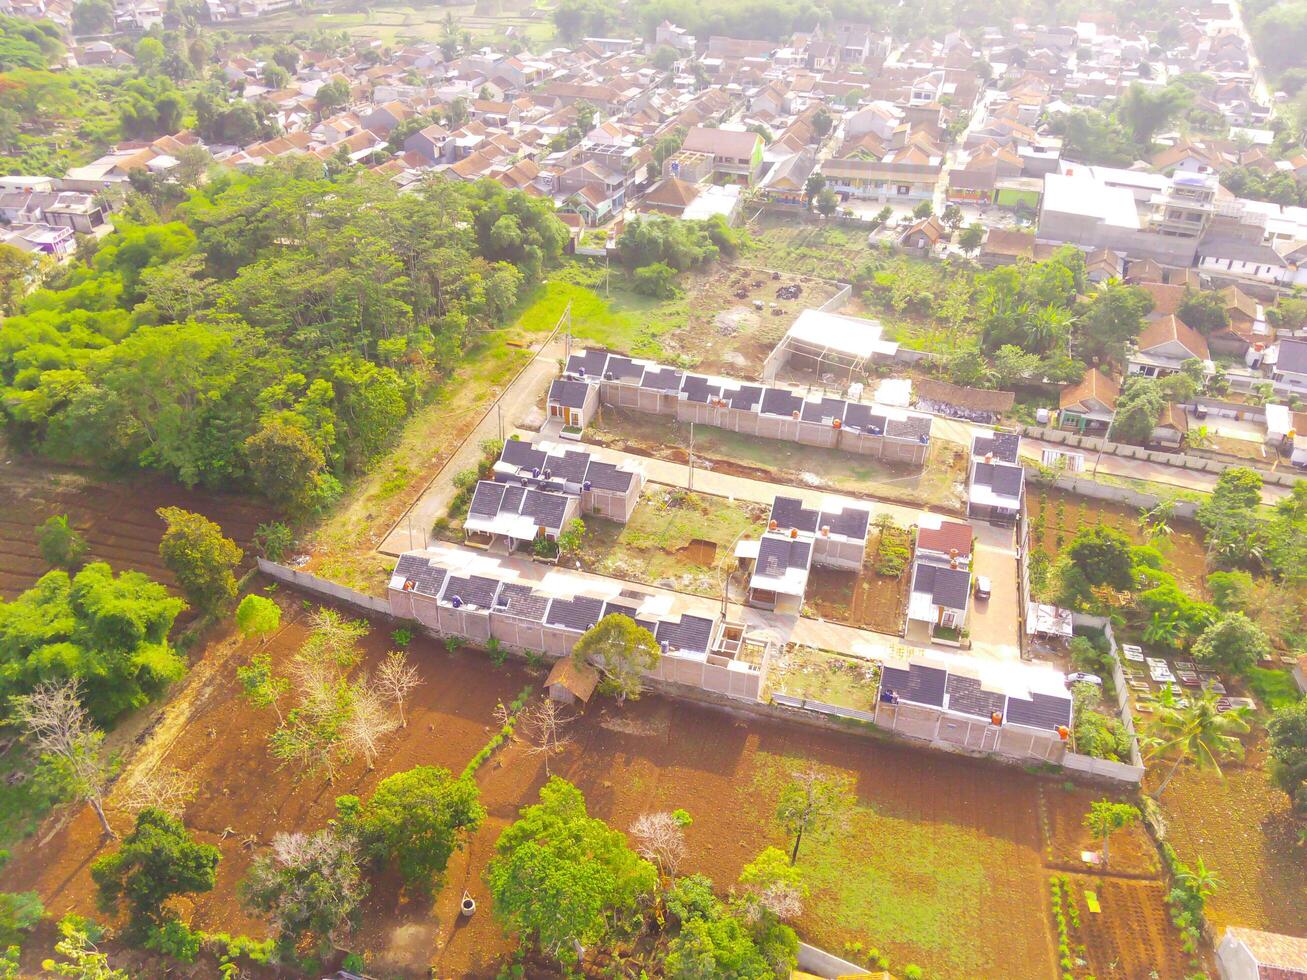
[378,332,567,555]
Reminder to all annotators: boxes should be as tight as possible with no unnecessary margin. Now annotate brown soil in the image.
[2,589,1194,979]
[0,462,273,602]
[677,538,718,565]
[806,560,906,634]
[1061,873,1192,979]
[1026,488,1209,595]
[677,266,841,376]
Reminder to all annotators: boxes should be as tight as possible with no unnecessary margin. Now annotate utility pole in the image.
[688,422,695,493]
[563,299,573,361]
[497,400,504,443]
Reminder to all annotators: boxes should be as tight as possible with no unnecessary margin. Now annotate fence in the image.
[256,559,391,616]
[1065,612,1147,784]
[771,692,877,724]
[1029,470,1201,520]
[1022,425,1301,489]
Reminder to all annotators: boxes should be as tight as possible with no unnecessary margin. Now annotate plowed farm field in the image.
[0,464,271,601]
[1,588,1194,979]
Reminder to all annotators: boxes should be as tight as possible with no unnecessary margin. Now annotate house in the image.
[757,149,815,208]
[546,378,600,429]
[1059,369,1120,434]
[1151,402,1189,450]
[463,480,579,554]
[744,531,814,611]
[639,176,701,216]
[1266,339,1307,397]
[492,437,644,523]
[545,657,599,705]
[1215,926,1307,980]
[915,520,974,568]
[1128,314,1211,378]
[1196,237,1290,287]
[907,557,972,637]
[968,433,1024,524]
[680,127,765,185]
[979,228,1035,268]
[654,20,695,52]
[899,215,946,251]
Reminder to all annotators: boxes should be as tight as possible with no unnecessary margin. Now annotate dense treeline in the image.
[0,160,568,509]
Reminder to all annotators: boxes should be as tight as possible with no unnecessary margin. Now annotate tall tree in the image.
[338,766,484,890]
[156,507,242,613]
[91,808,219,940]
[571,614,661,704]
[1145,688,1251,797]
[487,777,656,965]
[774,767,854,865]
[11,680,118,837]
[1268,698,1307,815]
[242,829,366,959]
[1082,800,1139,867]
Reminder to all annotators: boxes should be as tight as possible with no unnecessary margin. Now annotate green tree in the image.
[958,222,984,255]
[652,46,678,71]
[803,172,825,206]
[243,418,327,512]
[156,507,242,613]
[1191,613,1270,675]
[665,915,776,979]
[811,108,832,139]
[0,241,43,313]
[235,594,281,642]
[1074,281,1152,367]
[315,78,349,112]
[91,808,219,940]
[1064,525,1135,590]
[991,344,1041,387]
[571,614,661,703]
[774,767,853,865]
[1145,688,1251,797]
[71,0,114,35]
[1267,698,1307,814]
[338,766,485,891]
[1177,289,1230,334]
[236,651,289,723]
[1082,800,1139,867]
[632,261,680,298]
[487,777,656,965]
[41,915,127,980]
[1196,467,1263,568]
[37,514,87,569]
[815,187,839,218]
[242,829,366,958]
[0,565,185,723]
[1118,81,1191,148]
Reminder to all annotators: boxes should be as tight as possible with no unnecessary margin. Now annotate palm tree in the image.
[1143,610,1183,649]
[1145,688,1251,798]
[1176,857,1223,900]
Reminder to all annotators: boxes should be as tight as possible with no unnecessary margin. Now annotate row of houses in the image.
[549,348,934,466]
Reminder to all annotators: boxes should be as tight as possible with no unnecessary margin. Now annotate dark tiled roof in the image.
[880,663,947,707]
[549,378,591,409]
[601,601,639,621]
[842,402,888,434]
[544,449,591,484]
[584,460,633,492]
[1278,338,1307,375]
[945,674,1006,719]
[566,349,609,377]
[680,374,723,403]
[522,488,570,530]
[800,396,848,424]
[394,555,448,598]
[728,384,763,411]
[656,613,714,653]
[770,496,820,534]
[641,366,684,392]
[912,560,971,611]
[441,574,501,609]
[494,582,550,621]
[1006,691,1072,731]
[500,438,547,471]
[603,355,645,383]
[819,505,870,540]
[546,595,605,631]
[886,414,932,442]
[759,387,804,418]
[972,461,1025,497]
[757,533,812,576]
[469,481,507,517]
[972,432,1021,463]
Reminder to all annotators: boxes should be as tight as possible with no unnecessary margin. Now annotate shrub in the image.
[392,627,412,648]
[904,966,923,979]
[144,920,203,963]
[253,522,293,563]
[37,515,87,569]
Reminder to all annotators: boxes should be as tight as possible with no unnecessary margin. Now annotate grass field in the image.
[581,488,767,595]
[765,645,883,709]
[746,217,873,281]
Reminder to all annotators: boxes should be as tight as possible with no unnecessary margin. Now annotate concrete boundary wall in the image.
[257,562,1144,784]
[1028,471,1201,519]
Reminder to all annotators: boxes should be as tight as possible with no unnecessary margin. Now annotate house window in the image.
[897,184,910,195]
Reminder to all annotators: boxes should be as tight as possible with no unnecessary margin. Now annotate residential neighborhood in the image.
[0,0,1304,977]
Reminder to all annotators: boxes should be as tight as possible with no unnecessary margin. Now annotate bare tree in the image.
[114,765,199,820]
[629,811,687,879]
[342,682,398,771]
[374,650,422,728]
[520,698,573,776]
[11,680,117,837]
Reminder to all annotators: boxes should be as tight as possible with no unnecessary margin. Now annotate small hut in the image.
[546,657,599,706]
